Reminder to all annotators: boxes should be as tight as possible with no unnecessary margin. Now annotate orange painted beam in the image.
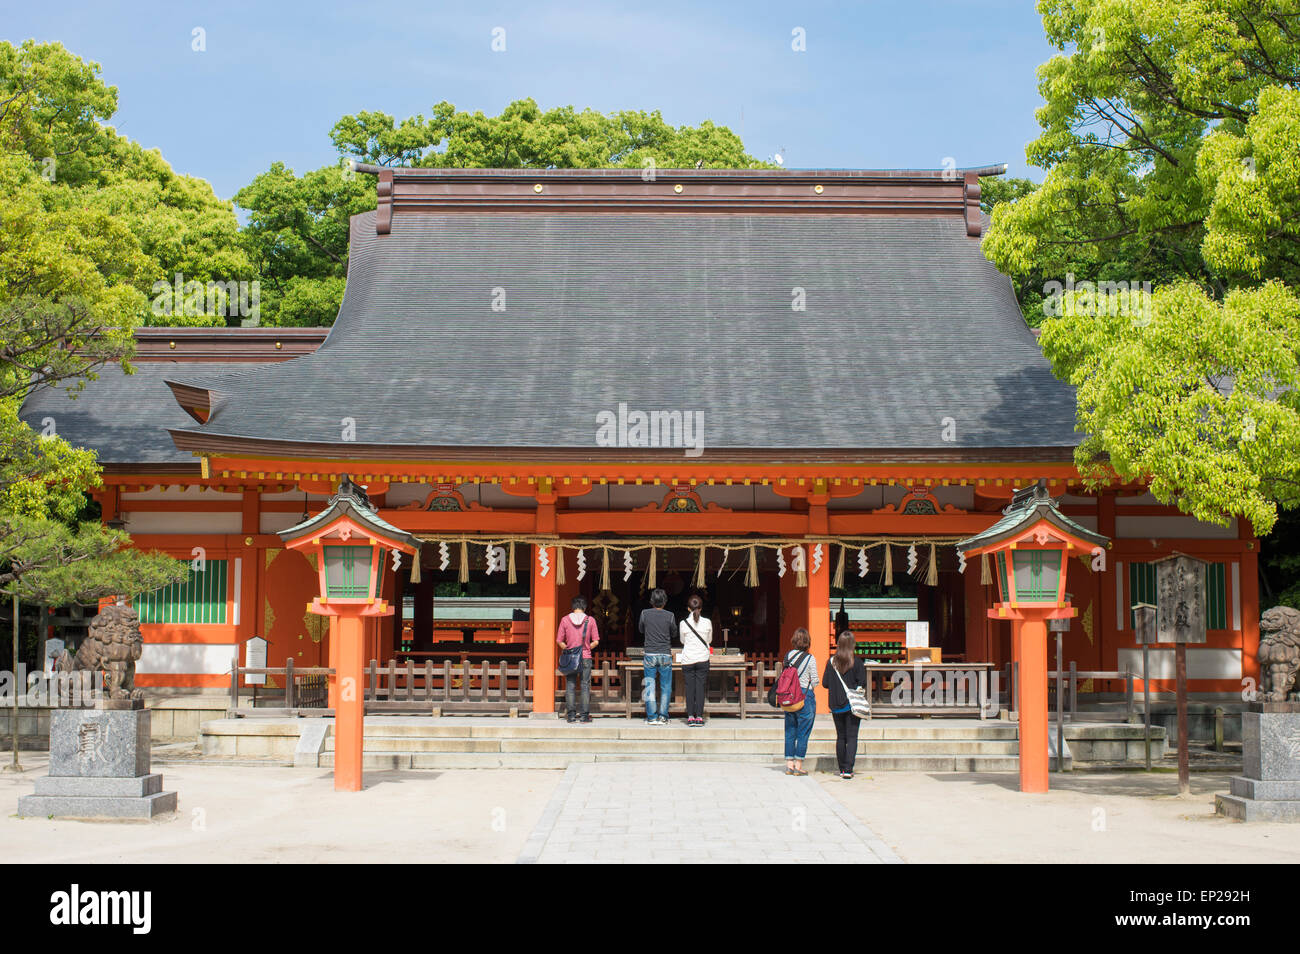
[140,625,238,645]
[201,455,1088,485]
[135,673,229,688]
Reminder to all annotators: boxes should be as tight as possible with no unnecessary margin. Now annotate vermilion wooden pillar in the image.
[807,554,831,714]
[1015,618,1049,793]
[531,545,558,715]
[1239,521,1260,686]
[334,614,366,791]
[327,617,340,709]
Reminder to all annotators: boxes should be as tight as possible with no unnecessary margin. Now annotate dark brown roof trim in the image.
[350,164,1009,236]
[167,429,1074,465]
[132,327,328,362]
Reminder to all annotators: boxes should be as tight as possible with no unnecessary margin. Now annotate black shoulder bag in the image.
[558,618,589,675]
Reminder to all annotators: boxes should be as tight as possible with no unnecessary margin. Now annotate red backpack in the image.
[772,651,810,711]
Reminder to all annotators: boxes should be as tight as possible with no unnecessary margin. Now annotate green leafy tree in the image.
[235,162,371,326]
[1,40,255,329]
[1044,280,1300,532]
[982,1,1300,540]
[329,98,765,170]
[1,42,185,628]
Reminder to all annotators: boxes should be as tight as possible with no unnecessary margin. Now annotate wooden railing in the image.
[228,658,534,716]
[367,658,531,713]
[227,653,1017,719]
[1047,665,1135,723]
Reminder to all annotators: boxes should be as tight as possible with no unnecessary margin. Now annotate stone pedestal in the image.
[1216,702,1300,822]
[18,706,177,819]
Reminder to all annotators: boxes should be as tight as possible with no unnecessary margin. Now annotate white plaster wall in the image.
[478,483,535,509]
[1059,495,1097,507]
[138,643,238,675]
[1116,493,1160,506]
[120,486,241,501]
[383,482,432,508]
[1116,648,1242,680]
[1115,515,1238,539]
[124,512,242,534]
[260,513,302,534]
[260,489,327,502]
[827,486,884,510]
[699,484,793,511]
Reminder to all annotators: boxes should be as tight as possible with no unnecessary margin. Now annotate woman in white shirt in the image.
[678,595,713,726]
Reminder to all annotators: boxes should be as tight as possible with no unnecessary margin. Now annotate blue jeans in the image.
[784,687,817,760]
[642,654,673,720]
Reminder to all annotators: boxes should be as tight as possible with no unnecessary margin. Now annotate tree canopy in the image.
[0,40,186,606]
[982,1,1300,538]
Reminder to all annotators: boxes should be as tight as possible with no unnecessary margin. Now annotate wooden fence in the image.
[232,653,1130,721]
[228,658,533,716]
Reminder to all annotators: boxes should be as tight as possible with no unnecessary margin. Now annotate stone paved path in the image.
[518,761,902,864]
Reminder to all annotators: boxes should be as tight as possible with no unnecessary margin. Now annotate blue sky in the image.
[5,0,1059,201]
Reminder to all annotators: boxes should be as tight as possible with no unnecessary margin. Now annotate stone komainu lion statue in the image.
[56,604,145,701]
[1258,606,1300,702]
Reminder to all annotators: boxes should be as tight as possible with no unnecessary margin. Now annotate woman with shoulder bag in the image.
[678,595,713,726]
[823,630,869,779]
[783,627,818,775]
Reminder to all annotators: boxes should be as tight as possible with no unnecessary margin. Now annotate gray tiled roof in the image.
[18,362,234,466]
[170,210,1080,454]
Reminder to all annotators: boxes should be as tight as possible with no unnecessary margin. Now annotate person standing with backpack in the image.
[556,596,600,724]
[823,631,869,778]
[781,627,818,775]
[678,594,712,726]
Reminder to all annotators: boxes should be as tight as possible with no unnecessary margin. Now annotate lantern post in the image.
[957,480,1109,793]
[279,477,420,791]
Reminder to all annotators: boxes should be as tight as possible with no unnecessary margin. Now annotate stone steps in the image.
[317,751,1026,772]
[200,715,1163,769]
[344,718,1019,741]
[323,735,1021,756]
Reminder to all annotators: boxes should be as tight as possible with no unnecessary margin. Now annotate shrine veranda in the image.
[20,166,1260,715]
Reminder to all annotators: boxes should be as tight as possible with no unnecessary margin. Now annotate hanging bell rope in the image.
[926,543,938,586]
[746,546,759,587]
[410,547,422,584]
[795,547,807,588]
[555,546,566,585]
[832,545,846,590]
[695,545,707,588]
[981,552,992,585]
[647,546,657,590]
[459,541,470,583]
[507,541,517,585]
[883,542,893,586]
[600,547,611,592]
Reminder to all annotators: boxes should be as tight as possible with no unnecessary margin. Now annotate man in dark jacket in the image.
[638,589,676,724]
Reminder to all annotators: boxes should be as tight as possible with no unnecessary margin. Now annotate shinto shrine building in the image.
[21,166,1260,713]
